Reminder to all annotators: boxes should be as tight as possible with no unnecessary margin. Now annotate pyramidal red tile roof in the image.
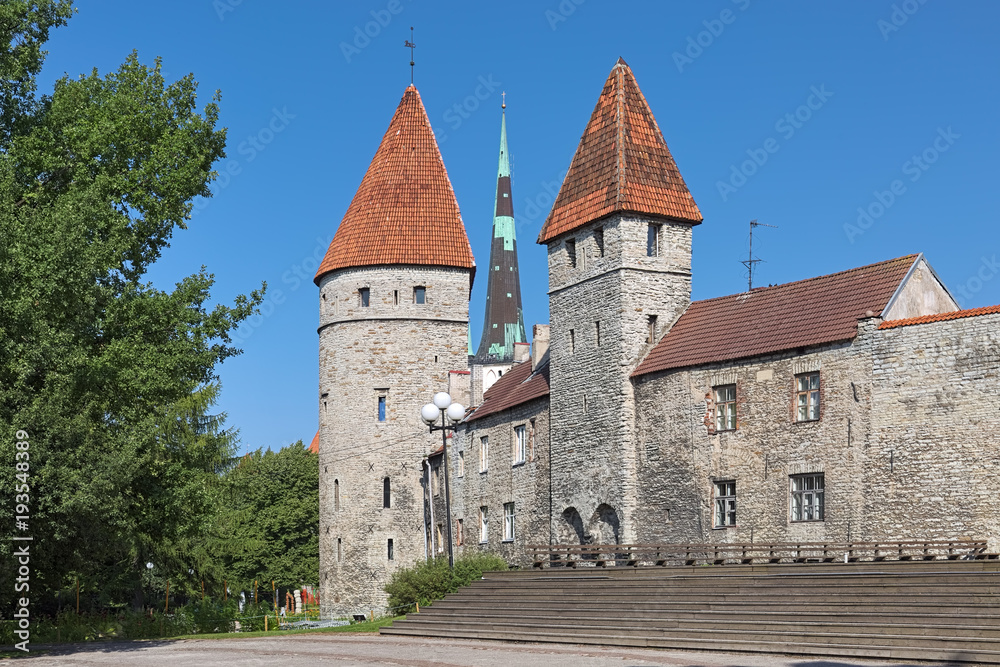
[538,58,702,244]
[467,358,550,422]
[315,85,475,284]
[309,431,319,454]
[633,255,919,377]
[879,303,1000,329]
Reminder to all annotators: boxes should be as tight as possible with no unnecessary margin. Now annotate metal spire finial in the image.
[404,27,416,84]
[501,91,506,109]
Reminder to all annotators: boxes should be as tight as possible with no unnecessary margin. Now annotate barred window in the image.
[791,474,825,522]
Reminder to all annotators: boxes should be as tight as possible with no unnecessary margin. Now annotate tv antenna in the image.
[404,27,416,84]
[741,219,778,292]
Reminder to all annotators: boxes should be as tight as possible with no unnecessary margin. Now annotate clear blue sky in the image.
[38,1,1000,451]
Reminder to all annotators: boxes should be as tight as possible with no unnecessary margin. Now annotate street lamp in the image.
[420,391,465,568]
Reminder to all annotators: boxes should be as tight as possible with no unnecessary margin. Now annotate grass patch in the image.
[169,616,401,640]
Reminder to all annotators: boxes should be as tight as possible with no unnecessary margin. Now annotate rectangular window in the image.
[714,385,737,431]
[456,518,463,546]
[383,477,391,508]
[393,289,399,306]
[647,315,658,343]
[359,287,370,307]
[595,321,601,347]
[570,329,575,353]
[337,537,342,562]
[791,474,825,522]
[387,539,394,560]
[714,481,736,527]
[595,227,605,257]
[513,425,526,464]
[458,450,465,477]
[796,372,820,422]
[479,506,488,543]
[480,436,489,473]
[414,286,426,304]
[503,502,515,541]
[566,239,577,268]
[647,224,660,257]
[377,395,386,422]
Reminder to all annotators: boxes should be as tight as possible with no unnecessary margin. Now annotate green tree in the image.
[205,442,319,598]
[0,1,263,610]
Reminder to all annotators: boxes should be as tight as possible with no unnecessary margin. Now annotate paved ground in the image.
[10,634,967,667]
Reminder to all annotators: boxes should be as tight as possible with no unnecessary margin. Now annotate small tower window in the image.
[647,224,660,257]
[337,537,342,562]
[393,290,399,306]
[334,479,340,511]
[566,239,577,268]
[570,329,575,353]
[647,315,658,343]
[595,321,601,347]
[383,476,391,508]
[377,395,386,422]
[359,287,370,307]
[387,539,394,560]
[414,286,426,304]
[595,227,605,257]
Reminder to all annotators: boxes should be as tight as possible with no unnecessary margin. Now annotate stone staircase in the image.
[380,560,1000,663]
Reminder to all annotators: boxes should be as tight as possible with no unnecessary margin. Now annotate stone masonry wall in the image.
[547,214,693,546]
[317,265,469,618]
[449,394,551,567]
[867,313,1000,550]
[632,321,879,546]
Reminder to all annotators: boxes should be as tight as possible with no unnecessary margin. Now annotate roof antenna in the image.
[404,27,416,84]
[742,219,777,292]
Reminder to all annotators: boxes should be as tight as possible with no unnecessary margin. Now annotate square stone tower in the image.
[314,85,474,618]
[537,59,702,546]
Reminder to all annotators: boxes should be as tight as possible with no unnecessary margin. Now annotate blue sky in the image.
[38,1,1000,451]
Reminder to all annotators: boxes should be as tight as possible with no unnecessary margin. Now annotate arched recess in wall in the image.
[558,507,588,545]
[589,503,621,545]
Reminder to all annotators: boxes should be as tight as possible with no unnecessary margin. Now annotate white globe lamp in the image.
[420,403,439,425]
[433,392,452,410]
[446,402,465,422]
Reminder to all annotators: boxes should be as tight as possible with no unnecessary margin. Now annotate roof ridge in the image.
[879,303,1000,329]
[689,254,919,307]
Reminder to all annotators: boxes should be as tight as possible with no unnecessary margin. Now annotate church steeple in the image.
[474,102,526,363]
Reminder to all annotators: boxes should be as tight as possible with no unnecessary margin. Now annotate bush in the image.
[385,553,508,614]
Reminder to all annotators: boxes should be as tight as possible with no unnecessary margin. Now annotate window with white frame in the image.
[790,473,824,522]
[714,384,736,431]
[479,436,489,472]
[503,502,515,541]
[513,425,526,464]
[714,480,736,527]
[795,372,820,422]
[479,506,488,543]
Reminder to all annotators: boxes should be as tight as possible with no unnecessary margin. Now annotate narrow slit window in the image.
[566,239,577,268]
[387,539,394,560]
[334,479,340,511]
[647,315,658,343]
[595,227,605,257]
[377,395,386,422]
[647,224,660,257]
[383,477,391,508]
[359,287,370,307]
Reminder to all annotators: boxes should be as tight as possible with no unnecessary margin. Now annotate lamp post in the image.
[420,391,465,569]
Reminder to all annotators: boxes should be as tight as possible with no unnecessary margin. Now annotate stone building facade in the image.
[317,60,1000,617]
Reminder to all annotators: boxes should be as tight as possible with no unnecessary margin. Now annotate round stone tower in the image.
[314,84,475,618]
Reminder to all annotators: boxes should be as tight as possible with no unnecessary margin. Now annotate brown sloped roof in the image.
[879,303,1000,329]
[633,255,919,377]
[467,358,550,422]
[315,85,475,283]
[537,58,702,244]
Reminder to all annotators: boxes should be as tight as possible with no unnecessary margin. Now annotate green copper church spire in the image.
[474,98,526,364]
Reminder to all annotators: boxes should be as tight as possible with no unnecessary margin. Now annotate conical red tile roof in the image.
[538,58,702,243]
[315,85,475,283]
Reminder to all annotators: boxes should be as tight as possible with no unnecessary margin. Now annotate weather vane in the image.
[404,27,416,84]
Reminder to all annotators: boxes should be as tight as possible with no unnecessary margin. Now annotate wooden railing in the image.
[525,540,993,568]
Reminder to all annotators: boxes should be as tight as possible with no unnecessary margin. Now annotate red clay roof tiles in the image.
[315,85,475,283]
[632,255,919,377]
[878,303,1000,329]
[537,58,702,244]
[309,431,319,454]
[467,358,550,422]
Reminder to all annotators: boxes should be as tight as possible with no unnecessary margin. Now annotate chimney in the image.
[513,342,530,364]
[448,370,471,408]
[531,324,550,370]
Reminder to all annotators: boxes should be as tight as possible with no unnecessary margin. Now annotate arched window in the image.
[383,477,391,508]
